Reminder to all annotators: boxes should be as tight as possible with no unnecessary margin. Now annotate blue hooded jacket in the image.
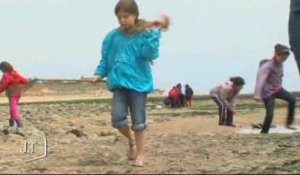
[95,28,161,93]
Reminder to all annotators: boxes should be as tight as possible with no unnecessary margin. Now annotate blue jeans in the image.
[261,88,296,133]
[111,89,147,131]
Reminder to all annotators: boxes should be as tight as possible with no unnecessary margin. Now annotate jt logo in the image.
[20,137,48,163]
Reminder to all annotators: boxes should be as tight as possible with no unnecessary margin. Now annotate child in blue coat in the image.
[91,0,170,167]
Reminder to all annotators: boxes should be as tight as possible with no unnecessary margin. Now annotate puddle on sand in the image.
[237,125,300,134]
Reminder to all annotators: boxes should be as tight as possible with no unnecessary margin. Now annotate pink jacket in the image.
[0,70,29,97]
[254,59,283,100]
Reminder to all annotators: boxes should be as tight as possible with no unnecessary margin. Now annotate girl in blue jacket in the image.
[91,0,170,167]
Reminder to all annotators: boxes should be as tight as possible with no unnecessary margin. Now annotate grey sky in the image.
[0,0,299,93]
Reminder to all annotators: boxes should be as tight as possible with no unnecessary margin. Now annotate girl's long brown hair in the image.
[114,0,166,33]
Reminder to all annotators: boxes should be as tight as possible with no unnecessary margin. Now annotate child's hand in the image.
[150,61,154,66]
[90,76,101,84]
[146,15,170,32]
[230,107,236,114]
[159,15,170,31]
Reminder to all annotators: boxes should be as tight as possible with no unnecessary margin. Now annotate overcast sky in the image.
[0,0,299,93]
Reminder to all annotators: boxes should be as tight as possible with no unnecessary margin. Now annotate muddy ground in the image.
[0,92,300,174]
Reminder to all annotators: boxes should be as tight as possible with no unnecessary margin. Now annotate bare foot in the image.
[131,155,144,167]
[128,142,136,161]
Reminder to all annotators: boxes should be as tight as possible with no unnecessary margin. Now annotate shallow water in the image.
[237,125,300,134]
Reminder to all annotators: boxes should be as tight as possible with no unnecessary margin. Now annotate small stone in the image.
[67,129,87,137]
[58,139,72,144]
[2,129,9,135]
[99,131,115,137]
[99,120,107,126]
[155,105,163,110]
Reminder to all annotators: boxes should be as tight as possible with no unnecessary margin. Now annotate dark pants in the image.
[289,5,300,75]
[261,88,296,133]
[178,94,185,107]
[212,97,233,125]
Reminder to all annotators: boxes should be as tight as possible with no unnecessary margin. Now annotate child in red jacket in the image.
[0,61,29,134]
[168,86,179,107]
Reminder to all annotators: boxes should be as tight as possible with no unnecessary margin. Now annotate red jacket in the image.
[0,70,29,97]
[168,87,178,98]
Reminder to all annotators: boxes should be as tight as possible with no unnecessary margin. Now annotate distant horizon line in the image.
[26,78,300,96]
